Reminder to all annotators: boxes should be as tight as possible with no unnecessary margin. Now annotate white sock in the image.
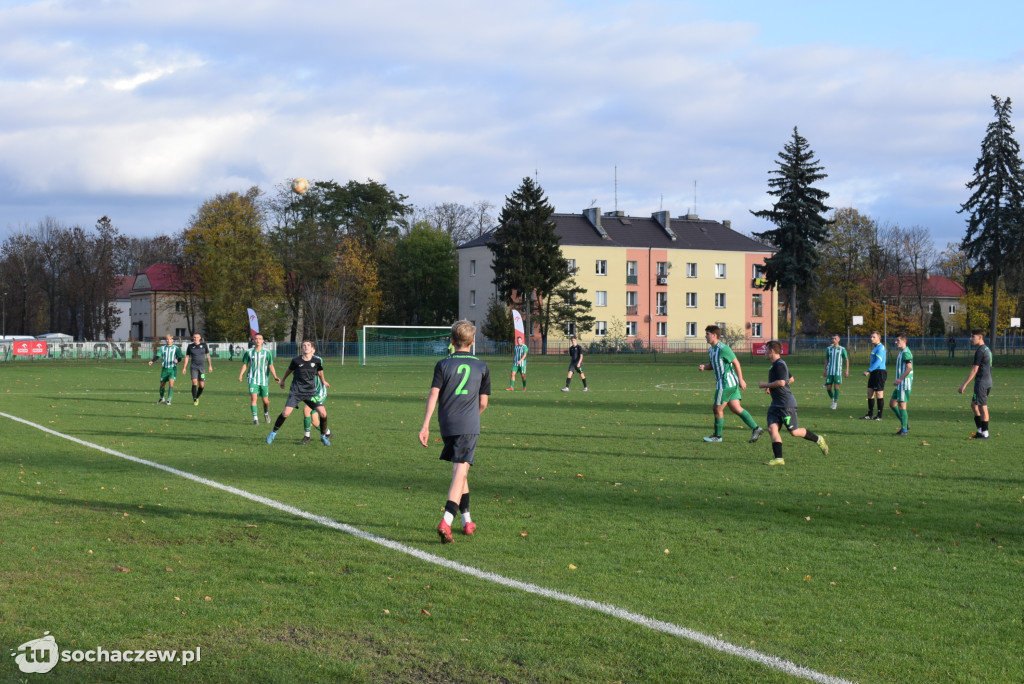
[461,511,472,525]
[443,511,455,525]
[304,431,311,437]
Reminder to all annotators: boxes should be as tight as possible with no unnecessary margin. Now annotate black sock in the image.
[867,398,874,415]
[459,493,470,514]
[582,378,587,388]
[197,385,204,398]
[803,431,819,443]
[192,386,197,400]
[565,378,571,388]
[319,416,328,435]
[273,414,286,431]
[772,442,783,459]
[974,415,983,429]
[981,420,989,432]
[444,500,459,518]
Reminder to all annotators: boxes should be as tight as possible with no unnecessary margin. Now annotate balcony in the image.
[656,275,668,285]
[655,306,667,316]
[626,305,638,316]
[626,274,638,285]
[752,277,767,288]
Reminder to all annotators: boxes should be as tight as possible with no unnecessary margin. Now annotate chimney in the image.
[651,210,677,241]
[583,207,610,240]
[722,219,731,229]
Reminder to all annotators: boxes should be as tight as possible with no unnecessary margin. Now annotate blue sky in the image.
[2,0,1023,249]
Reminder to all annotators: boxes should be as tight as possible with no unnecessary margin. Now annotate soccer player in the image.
[758,340,829,465]
[507,335,528,391]
[561,335,588,392]
[697,325,762,443]
[266,340,332,446]
[889,333,913,435]
[822,333,849,410]
[419,320,491,543]
[148,334,183,405]
[861,330,887,420]
[237,333,280,425]
[301,376,328,445]
[958,328,993,440]
[181,332,214,406]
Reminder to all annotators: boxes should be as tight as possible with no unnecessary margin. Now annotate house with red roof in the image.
[129,264,199,341]
[105,275,136,341]
[878,271,965,333]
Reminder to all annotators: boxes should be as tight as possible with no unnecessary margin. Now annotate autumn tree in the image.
[809,208,875,334]
[751,127,832,350]
[380,223,458,325]
[183,188,285,339]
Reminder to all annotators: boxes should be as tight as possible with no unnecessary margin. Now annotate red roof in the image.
[880,274,964,298]
[113,275,136,299]
[135,263,184,291]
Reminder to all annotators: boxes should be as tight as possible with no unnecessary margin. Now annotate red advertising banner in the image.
[13,340,48,356]
[752,341,789,356]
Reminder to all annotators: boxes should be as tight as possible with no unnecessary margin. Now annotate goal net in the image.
[359,325,468,365]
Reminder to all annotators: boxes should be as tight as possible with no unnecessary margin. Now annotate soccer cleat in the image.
[970,431,990,440]
[582,387,589,392]
[521,387,527,391]
[266,431,276,444]
[165,402,171,406]
[874,415,883,421]
[300,436,311,445]
[265,412,271,424]
[895,429,908,436]
[749,427,764,443]
[703,435,723,443]
[158,398,165,404]
[194,399,199,406]
[764,458,785,466]
[817,436,829,455]
[505,387,514,392]
[561,387,569,392]
[253,417,259,425]
[861,414,874,420]
[830,401,838,410]
[321,431,331,446]
[463,522,477,536]
[437,521,454,544]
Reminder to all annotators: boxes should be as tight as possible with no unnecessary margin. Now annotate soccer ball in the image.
[292,177,309,195]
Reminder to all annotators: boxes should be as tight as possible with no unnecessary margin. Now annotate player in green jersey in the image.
[822,333,849,410]
[238,333,280,425]
[697,325,762,443]
[148,334,184,405]
[889,332,913,435]
[507,335,528,391]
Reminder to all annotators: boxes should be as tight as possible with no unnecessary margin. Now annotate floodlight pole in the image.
[2,290,6,338]
[882,299,887,346]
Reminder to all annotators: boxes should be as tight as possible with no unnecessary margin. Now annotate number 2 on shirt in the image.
[455,364,471,395]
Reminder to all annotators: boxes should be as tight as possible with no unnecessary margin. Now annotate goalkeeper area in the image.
[359,325,468,365]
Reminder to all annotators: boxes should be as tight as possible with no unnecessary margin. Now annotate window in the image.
[470,290,476,307]
[595,321,607,336]
[751,294,763,317]
[626,321,638,337]
[685,322,697,337]
[596,260,607,275]
[656,261,668,277]
[656,292,667,316]
[686,263,697,278]
[565,321,577,336]
[948,304,957,315]
[686,292,697,308]
[752,263,765,279]
[175,301,185,313]
[715,293,727,308]
[751,322,763,338]
[715,263,727,279]
[595,291,608,307]
[656,321,667,337]
[566,258,576,274]
[626,291,638,307]
[626,261,637,276]
[174,328,186,338]
[470,259,476,276]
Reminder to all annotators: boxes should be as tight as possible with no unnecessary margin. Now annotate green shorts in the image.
[891,387,911,403]
[248,383,270,398]
[825,374,843,385]
[160,367,177,383]
[511,364,527,374]
[713,385,742,405]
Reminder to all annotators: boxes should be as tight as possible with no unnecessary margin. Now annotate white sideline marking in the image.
[2,410,854,684]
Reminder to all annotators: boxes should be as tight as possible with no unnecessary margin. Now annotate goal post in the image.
[359,325,472,365]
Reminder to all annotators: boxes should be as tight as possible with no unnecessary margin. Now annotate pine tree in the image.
[958,95,1024,341]
[751,127,832,350]
[489,177,568,353]
[928,299,946,337]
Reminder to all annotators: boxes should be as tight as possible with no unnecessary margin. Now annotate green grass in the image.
[1,356,1022,683]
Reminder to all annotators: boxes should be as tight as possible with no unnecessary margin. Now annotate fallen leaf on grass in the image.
[568,564,577,570]
[113,565,130,572]
[803,575,811,581]
[420,609,431,616]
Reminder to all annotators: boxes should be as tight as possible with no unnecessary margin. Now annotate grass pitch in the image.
[1,355,1022,683]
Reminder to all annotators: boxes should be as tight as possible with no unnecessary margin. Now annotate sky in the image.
[2,0,1024,249]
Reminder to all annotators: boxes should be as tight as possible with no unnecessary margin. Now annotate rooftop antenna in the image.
[693,180,697,216]
[660,193,664,211]
[614,165,618,213]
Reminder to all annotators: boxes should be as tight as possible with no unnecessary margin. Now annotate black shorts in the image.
[440,434,477,465]
[767,406,800,432]
[568,362,583,374]
[285,392,323,410]
[972,383,991,407]
[190,366,206,382]
[867,369,887,392]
